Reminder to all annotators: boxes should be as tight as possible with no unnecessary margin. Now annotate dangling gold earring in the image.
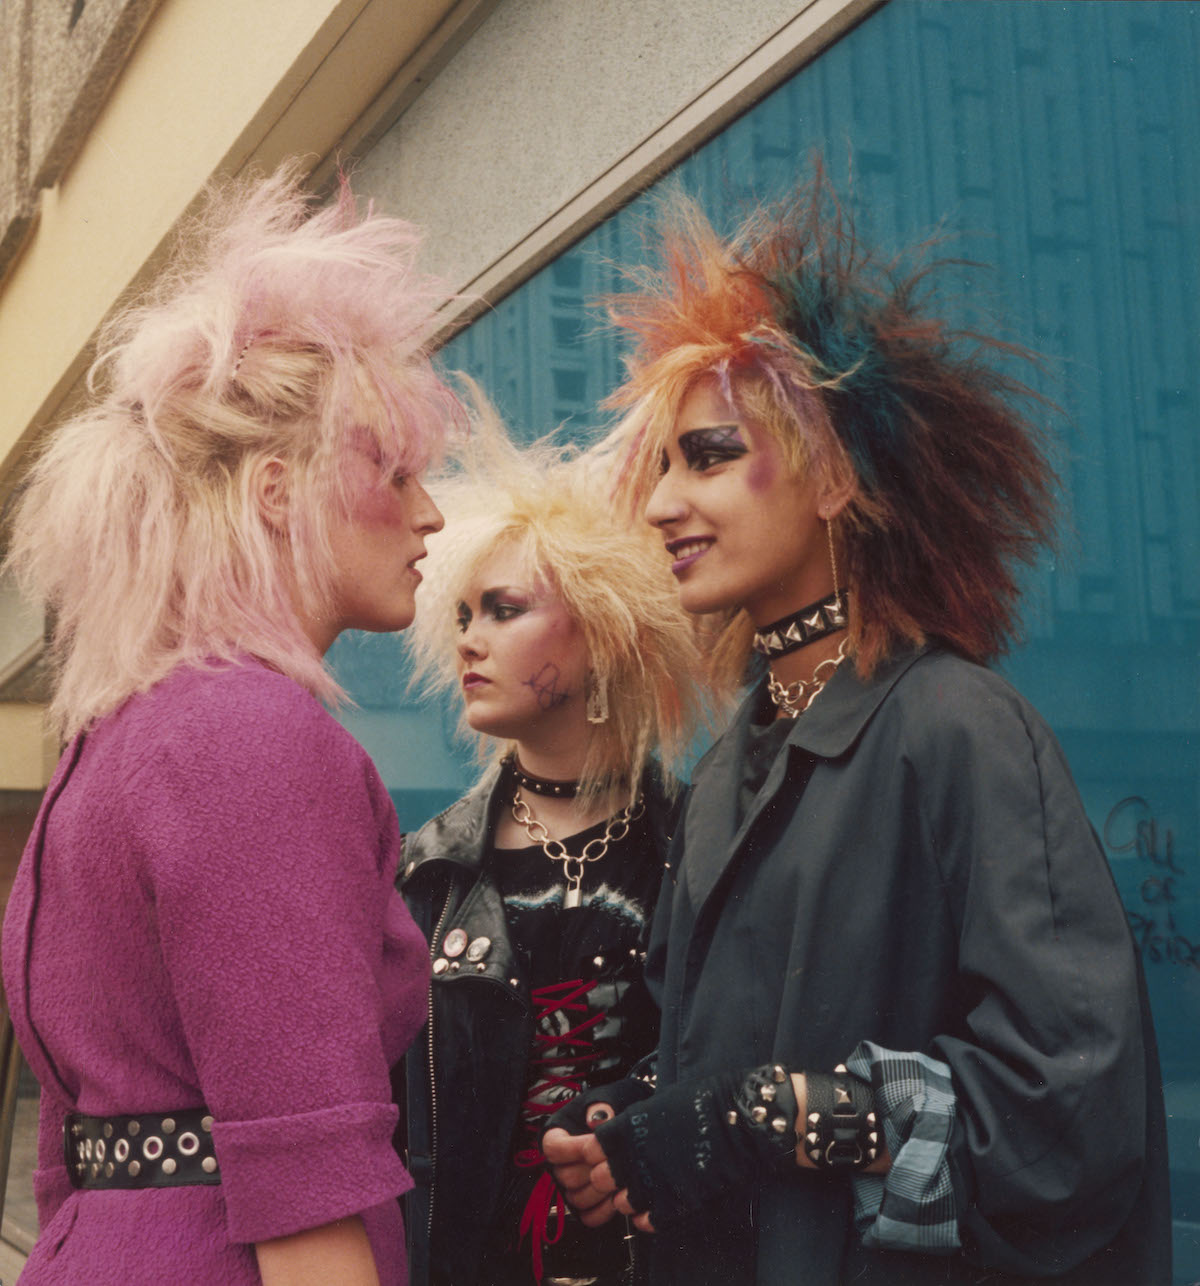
[825,518,845,621]
[586,672,609,724]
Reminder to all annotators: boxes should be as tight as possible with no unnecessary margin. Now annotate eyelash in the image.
[455,603,524,632]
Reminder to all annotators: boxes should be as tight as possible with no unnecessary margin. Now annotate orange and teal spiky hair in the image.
[605,165,1058,685]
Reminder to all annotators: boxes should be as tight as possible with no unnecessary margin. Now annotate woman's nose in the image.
[645,470,686,529]
[457,624,485,661]
[411,478,445,534]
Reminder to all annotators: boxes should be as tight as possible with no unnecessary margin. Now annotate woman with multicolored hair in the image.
[544,175,1171,1284]
[2,167,459,1284]
[398,407,704,1286]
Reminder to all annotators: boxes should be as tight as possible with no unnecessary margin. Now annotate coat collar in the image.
[681,646,929,916]
[403,762,505,881]
[401,759,681,886]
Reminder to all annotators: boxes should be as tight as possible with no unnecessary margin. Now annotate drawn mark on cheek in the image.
[523,663,571,710]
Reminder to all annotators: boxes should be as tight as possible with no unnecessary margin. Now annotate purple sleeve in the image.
[128,673,412,1243]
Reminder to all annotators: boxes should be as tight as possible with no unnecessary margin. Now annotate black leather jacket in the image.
[398,762,679,1286]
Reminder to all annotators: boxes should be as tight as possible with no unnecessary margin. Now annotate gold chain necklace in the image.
[510,791,644,909]
[766,638,849,718]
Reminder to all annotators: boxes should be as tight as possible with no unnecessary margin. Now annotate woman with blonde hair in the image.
[399,409,703,1286]
[545,173,1170,1284]
[2,167,459,1284]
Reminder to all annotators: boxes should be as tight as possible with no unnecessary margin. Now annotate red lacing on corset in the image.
[516,977,605,1282]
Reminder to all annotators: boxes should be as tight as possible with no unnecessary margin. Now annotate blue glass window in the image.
[333,3,1199,1266]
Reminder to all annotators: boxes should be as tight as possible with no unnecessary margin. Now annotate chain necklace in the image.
[510,791,645,909]
[766,638,849,719]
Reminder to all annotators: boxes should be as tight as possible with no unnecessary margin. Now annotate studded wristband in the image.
[727,1063,800,1165]
[801,1064,878,1171]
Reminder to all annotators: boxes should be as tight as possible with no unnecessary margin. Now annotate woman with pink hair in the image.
[2,167,459,1284]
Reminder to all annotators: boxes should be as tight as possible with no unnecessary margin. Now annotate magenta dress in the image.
[2,659,429,1284]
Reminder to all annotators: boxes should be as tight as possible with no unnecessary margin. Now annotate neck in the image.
[510,731,589,784]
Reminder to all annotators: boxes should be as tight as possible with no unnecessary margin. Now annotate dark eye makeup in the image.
[678,424,748,470]
[455,588,532,631]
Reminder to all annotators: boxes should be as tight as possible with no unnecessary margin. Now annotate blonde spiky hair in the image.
[406,390,704,801]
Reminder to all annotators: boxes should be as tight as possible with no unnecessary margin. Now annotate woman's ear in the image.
[816,472,855,522]
[251,456,290,531]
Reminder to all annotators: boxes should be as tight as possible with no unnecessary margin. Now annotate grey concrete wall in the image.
[0,0,160,283]
[353,0,809,292]
[29,0,161,187]
[0,0,34,283]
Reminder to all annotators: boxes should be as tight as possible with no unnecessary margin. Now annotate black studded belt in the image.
[64,1107,220,1189]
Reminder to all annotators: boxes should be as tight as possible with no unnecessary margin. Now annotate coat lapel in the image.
[680,647,929,917]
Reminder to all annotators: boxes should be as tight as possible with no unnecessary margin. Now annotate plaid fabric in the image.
[846,1041,961,1253]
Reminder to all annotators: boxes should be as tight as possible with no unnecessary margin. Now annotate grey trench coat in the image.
[644,647,1170,1285]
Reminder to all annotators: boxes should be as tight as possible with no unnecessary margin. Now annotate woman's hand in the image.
[542,1126,656,1232]
[255,1215,380,1286]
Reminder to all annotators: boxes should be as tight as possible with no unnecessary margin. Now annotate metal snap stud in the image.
[128,1120,141,1137]
[161,1157,177,1176]
[128,1159,141,1177]
[103,1122,114,1138]
[201,1116,214,1133]
[162,1117,176,1134]
[201,1155,218,1174]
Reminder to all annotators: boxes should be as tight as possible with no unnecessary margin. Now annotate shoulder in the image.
[115,659,384,807]
[879,650,1082,822]
[880,649,1045,747]
[404,766,500,875]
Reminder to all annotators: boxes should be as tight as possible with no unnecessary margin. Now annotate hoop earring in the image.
[826,518,842,614]
[586,672,609,724]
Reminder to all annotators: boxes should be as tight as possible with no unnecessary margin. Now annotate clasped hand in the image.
[542,1118,656,1233]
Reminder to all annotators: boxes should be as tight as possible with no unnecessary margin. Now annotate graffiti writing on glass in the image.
[1105,796,1198,970]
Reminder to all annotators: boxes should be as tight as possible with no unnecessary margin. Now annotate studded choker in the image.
[508,754,580,799]
[752,590,847,660]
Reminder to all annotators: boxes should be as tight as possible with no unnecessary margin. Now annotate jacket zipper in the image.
[425,882,456,1241]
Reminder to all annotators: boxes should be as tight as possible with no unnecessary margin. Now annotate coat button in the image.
[432,958,449,975]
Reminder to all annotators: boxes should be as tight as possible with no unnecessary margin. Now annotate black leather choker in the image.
[508,755,580,799]
[752,590,847,659]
